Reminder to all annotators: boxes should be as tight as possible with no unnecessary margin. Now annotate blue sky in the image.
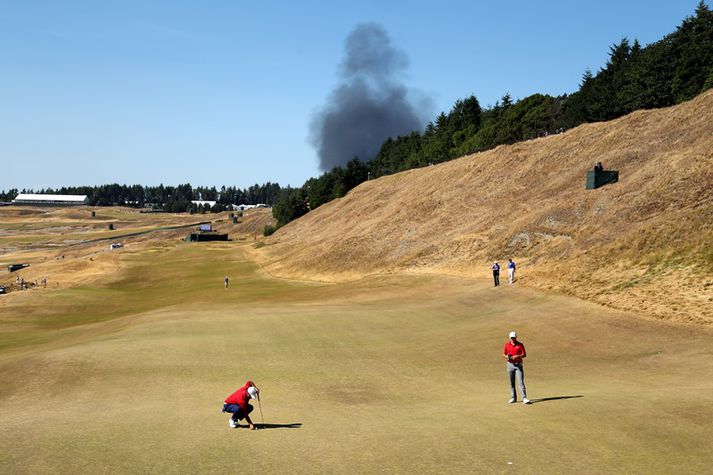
[0,1,704,191]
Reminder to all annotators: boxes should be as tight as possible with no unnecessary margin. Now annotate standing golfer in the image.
[492,261,500,287]
[503,331,531,404]
[508,258,516,285]
[223,380,260,429]
[224,275,229,289]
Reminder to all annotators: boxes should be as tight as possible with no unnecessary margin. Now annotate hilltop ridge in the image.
[252,90,713,324]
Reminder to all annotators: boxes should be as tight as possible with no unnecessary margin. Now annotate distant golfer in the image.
[492,261,500,287]
[503,331,531,404]
[508,258,516,285]
[223,380,260,429]
[224,275,229,289]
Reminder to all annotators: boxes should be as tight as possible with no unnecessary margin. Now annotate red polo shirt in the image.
[504,340,526,364]
[225,380,254,412]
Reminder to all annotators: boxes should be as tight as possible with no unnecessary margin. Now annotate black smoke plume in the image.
[310,23,429,171]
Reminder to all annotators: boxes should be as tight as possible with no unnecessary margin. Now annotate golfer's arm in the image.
[245,414,254,425]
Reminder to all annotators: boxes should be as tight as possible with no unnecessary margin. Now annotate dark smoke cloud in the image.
[310,23,430,171]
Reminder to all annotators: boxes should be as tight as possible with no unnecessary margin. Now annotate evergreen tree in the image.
[671,1,713,101]
[272,187,309,227]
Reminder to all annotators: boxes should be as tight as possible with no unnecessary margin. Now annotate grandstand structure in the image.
[12,193,89,206]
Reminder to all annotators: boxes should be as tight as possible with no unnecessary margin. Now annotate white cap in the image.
[247,386,259,399]
[509,331,517,339]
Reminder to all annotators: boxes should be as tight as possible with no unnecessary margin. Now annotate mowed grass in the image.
[1,243,712,474]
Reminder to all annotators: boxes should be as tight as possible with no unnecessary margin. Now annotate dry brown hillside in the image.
[252,90,713,325]
[232,208,276,238]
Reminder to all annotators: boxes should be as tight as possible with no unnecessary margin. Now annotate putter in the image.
[257,393,265,429]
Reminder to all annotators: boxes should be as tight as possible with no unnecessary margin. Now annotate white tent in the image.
[12,194,88,206]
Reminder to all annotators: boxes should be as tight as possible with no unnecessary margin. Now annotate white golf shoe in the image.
[508,398,516,404]
[229,419,238,428]
[522,398,532,404]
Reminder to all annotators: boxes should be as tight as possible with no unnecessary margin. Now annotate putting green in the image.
[1,242,712,473]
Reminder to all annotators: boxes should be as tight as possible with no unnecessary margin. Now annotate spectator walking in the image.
[508,259,516,285]
[503,331,531,404]
[492,261,500,287]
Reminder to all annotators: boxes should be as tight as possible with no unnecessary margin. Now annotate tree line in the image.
[271,2,713,229]
[0,182,282,213]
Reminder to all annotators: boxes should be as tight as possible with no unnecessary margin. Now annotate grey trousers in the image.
[507,362,527,400]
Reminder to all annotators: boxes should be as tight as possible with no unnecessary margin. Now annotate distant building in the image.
[12,193,89,206]
[234,203,270,211]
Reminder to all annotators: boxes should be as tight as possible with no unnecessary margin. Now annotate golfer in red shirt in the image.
[222,380,260,429]
[503,331,531,404]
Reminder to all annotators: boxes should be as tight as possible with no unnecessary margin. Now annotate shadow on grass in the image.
[237,422,302,430]
[530,395,583,404]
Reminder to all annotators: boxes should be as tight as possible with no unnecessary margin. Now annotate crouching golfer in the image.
[223,380,260,429]
[503,331,531,404]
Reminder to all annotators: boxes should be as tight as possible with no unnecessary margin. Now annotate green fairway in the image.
[1,242,712,474]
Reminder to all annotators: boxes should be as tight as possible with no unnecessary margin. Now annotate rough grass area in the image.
[2,243,712,473]
[253,90,713,324]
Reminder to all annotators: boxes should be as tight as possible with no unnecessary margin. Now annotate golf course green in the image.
[2,240,711,474]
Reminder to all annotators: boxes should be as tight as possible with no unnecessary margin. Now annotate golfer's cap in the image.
[247,386,259,399]
[509,331,517,339]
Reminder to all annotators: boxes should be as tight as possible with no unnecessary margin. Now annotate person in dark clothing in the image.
[492,261,500,287]
[223,380,260,430]
[508,258,516,285]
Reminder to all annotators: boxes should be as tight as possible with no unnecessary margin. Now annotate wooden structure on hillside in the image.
[8,263,30,272]
[185,223,228,242]
[586,163,619,189]
[185,232,229,242]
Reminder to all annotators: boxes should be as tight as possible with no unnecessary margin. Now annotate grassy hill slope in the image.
[254,91,713,324]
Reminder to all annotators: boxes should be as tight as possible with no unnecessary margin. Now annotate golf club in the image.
[257,392,265,429]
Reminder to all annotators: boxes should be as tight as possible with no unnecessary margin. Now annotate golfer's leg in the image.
[225,404,240,422]
[507,364,517,399]
[517,365,527,399]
